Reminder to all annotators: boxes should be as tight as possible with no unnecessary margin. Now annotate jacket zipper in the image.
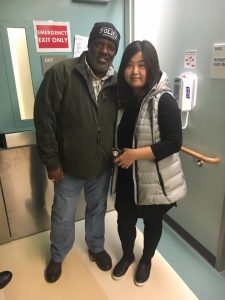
[97,126,101,143]
[149,97,167,197]
[155,161,167,196]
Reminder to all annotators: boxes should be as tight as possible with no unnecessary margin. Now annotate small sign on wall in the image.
[74,34,88,57]
[184,49,197,69]
[40,55,67,75]
[33,21,72,52]
[210,43,225,79]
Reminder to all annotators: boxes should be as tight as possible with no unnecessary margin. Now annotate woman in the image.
[111,40,187,286]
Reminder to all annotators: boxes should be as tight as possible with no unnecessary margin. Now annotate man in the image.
[0,271,12,289]
[34,22,120,283]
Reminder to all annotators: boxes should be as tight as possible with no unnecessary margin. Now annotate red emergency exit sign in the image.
[33,21,71,52]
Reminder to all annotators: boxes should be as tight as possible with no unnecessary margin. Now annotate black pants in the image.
[115,184,175,262]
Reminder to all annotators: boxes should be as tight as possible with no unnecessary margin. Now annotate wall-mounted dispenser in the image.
[173,72,198,129]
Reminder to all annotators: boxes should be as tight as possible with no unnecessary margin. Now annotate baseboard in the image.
[163,214,216,267]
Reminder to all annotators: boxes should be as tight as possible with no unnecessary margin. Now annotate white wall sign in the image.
[33,21,72,52]
[74,35,88,57]
[210,43,225,79]
[184,49,197,69]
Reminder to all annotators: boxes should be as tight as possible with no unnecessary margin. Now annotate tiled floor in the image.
[0,211,198,300]
[137,219,225,300]
[1,210,224,299]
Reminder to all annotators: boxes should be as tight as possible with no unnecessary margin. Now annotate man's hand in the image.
[48,168,64,183]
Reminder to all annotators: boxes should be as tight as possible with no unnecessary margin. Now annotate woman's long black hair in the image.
[117,40,161,108]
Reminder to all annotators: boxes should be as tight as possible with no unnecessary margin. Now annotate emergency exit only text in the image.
[33,21,71,52]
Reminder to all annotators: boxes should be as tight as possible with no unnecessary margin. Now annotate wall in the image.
[0,0,124,133]
[134,0,225,264]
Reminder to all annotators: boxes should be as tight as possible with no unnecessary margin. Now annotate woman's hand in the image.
[114,148,135,169]
[114,146,155,169]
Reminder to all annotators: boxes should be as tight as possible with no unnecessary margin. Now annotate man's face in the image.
[87,38,116,78]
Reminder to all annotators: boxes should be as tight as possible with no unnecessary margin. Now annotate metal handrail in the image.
[181,146,220,164]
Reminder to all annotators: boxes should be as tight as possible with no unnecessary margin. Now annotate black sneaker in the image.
[88,250,112,271]
[134,259,151,287]
[45,259,62,283]
[0,271,12,289]
[112,255,135,280]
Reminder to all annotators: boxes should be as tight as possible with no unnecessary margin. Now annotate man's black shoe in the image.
[112,255,135,280]
[134,259,151,287]
[45,259,62,283]
[88,250,112,271]
[0,271,12,289]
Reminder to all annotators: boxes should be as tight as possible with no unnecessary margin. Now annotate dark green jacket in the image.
[34,52,118,179]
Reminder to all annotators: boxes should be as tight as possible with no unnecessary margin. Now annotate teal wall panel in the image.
[0,29,15,132]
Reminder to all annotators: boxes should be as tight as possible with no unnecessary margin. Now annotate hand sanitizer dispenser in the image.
[173,72,198,129]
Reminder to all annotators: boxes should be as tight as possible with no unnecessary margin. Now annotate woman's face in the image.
[124,51,147,93]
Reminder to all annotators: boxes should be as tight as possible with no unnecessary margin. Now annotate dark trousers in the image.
[115,184,175,262]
